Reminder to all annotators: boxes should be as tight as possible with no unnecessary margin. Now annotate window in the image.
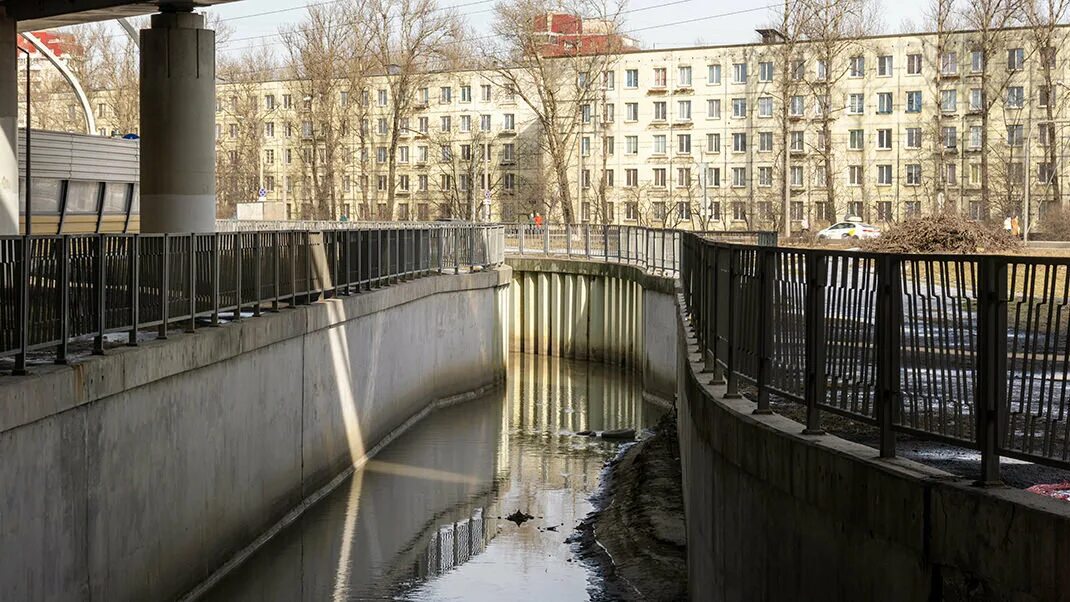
[440,144,452,161]
[732,133,747,152]
[481,84,492,101]
[1040,123,1056,146]
[626,169,639,187]
[706,167,721,187]
[790,95,805,116]
[849,129,864,150]
[378,89,389,106]
[627,102,640,121]
[418,174,428,191]
[791,166,804,188]
[460,114,472,132]
[581,169,591,189]
[733,63,747,84]
[732,98,747,118]
[481,114,492,131]
[706,133,721,153]
[626,136,638,154]
[581,136,591,156]
[504,114,515,130]
[814,168,828,188]
[1008,48,1024,71]
[377,118,388,135]
[757,97,773,117]
[678,65,692,86]
[603,137,613,156]
[265,149,275,164]
[677,100,692,121]
[790,131,804,151]
[626,69,639,88]
[265,122,275,137]
[970,88,983,111]
[1040,162,1057,184]
[1007,124,1023,147]
[907,54,922,75]
[581,104,592,124]
[653,67,668,87]
[759,61,773,82]
[877,128,892,150]
[398,175,410,192]
[877,164,892,185]
[758,166,773,187]
[878,55,893,76]
[849,165,863,185]
[440,86,452,103]
[971,50,984,72]
[941,89,957,112]
[945,164,957,185]
[849,93,865,114]
[905,164,922,185]
[503,143,515,162]
[732,201,746,220]
[790,59,805,80]
[732,167,746,187]
[654,101,667,120]
[678,134,692,154]
[603,70,615,90]
[398,146,410,163]
[877,92,893,114]
[969,125,982,149]
[707,99,722,119]
[849,55,864,77]
[1039,86,1052,107]
[418,117,429,134]
[758,131,773,151]
[906,127,922,149]
[941,52,958,75]
[906,91,922,113]
[440,116,451,132]
[708,64,722,84]
[816,60,830,81]
[942,126,957,149]
[604,103,615,122]
[653,168,667,187]
[653,134,667,154]
[626,202,639,220]
[1007,86,1024,108]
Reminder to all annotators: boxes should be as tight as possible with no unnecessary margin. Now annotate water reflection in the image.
[201,354,666,602]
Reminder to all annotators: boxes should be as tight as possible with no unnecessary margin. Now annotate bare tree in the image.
[957,0,1026,219]
[369,0,463,220]
[1024,0,1070,214]
[486,0,627,223]
[922,0,959,214]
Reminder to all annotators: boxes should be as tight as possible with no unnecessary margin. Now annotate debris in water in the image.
[506,510,534,526]
[576,430,595,436]
[545,525,558,532]
[600,428,636,440]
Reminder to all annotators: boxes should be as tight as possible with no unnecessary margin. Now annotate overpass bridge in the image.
[2,221,1070,600]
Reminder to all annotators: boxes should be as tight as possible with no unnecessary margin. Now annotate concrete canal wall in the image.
[0,268,510,602]
[505,257,677,402]
[674,290,1070,602]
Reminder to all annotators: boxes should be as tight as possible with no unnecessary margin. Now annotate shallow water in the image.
[201,353,667,601]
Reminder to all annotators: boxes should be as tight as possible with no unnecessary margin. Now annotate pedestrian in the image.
[1003,215,1012,233]
[1011,215,1021,238]
[534,213,544,228]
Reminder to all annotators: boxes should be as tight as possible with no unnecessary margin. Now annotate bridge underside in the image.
[11,1,238,31]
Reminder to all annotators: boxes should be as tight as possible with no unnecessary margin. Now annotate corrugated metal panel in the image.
[17,129,139,183]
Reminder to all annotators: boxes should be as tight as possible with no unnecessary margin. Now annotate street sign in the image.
[258,188,267,198]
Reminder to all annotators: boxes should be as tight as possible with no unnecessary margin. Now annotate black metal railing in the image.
[0,223,504,370]
[503,223,777,274]
[680,232,1070,482]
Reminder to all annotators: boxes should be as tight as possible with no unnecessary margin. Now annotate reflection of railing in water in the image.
[415,508,488,580]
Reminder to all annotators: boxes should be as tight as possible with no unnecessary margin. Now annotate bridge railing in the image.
[0,223,504,372]
[502,223,777,274]
[680,231,1070,482]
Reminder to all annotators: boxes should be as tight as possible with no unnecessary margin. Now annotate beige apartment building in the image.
[99,24,1070,229]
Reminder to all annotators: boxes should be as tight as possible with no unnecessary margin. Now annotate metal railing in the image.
[680,232,1070,482]
[503,223,777,275]
[0,223,504,371]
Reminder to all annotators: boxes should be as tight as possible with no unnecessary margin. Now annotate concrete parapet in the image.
[675,288,1070,602]
[0,268,510,602]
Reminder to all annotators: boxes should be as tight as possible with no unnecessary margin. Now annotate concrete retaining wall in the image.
[674,290,1070,602]
[0,268,510,602]
[505,257,676,401]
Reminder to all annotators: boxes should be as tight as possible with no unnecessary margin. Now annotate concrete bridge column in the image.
[139,9,216,233]
[0,11,16,235]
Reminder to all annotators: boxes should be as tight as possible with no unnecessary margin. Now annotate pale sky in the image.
[195,0,931,58]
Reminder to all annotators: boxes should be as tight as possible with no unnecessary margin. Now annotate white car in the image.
[816,221,881,240]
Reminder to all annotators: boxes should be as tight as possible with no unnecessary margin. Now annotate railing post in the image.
[95,235,108,353]
[55,236,70,364]
[875,255,902,458]
[566,223,572,257]
[187,234,197,333]
[724,247,741,399]
[518,223,526,255]
[233,233,243,321]
[803,251,827,435]
[13,237,31,374]
[272,231,281,311]
[754,247,775,414]
[584,224,591,258]
[128,236,140,345]
[604,224,609,262]
[542,223,549,255]
[976,256,1007,486]
[305,230,314,302]
[211,233,220,325]
[290,231,298,302]
[159,234,170,338]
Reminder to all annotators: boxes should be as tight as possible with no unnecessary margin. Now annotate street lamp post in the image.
[14,45,31,375]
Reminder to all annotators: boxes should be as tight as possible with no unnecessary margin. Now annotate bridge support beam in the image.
[139,9,216,233]
[0,11,17,235]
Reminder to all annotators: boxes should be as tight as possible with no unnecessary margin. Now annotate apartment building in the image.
[193,24,1070,228]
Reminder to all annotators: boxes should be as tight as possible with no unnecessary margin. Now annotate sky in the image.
[194,0,932,59]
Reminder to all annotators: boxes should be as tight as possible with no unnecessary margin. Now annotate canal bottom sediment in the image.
[200,353,667,601]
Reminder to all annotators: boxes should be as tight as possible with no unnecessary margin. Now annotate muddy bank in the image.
[573,413,687,601]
